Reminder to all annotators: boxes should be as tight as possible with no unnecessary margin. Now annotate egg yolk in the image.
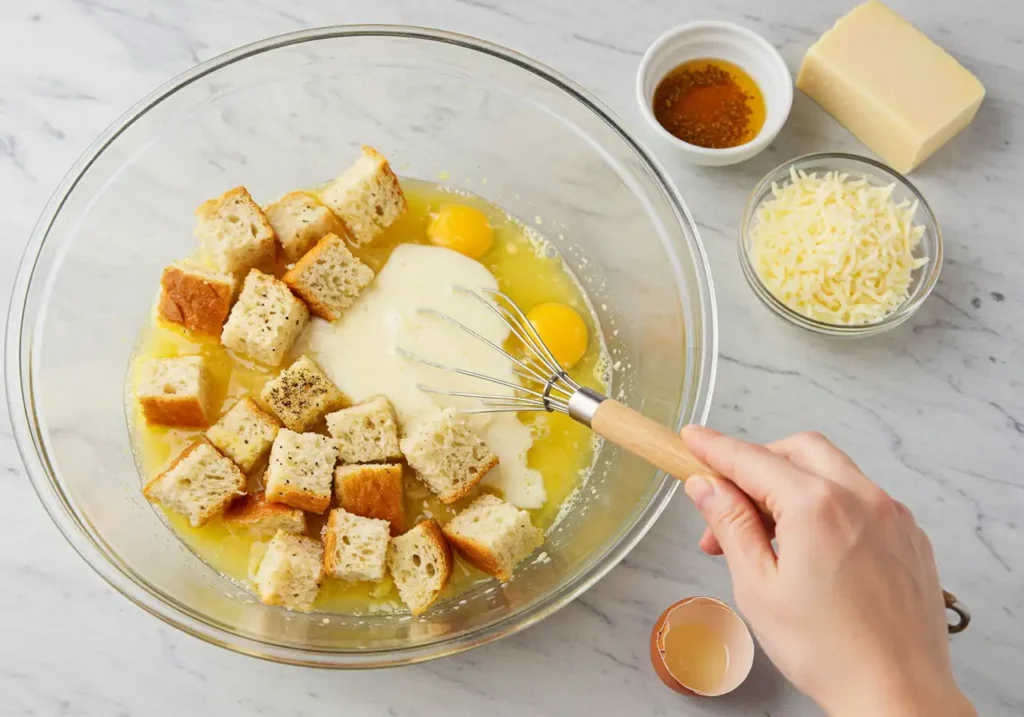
[427,204,494,259]
[527,303,589,369]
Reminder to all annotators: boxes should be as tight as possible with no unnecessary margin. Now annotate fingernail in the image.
[684,475,715,509]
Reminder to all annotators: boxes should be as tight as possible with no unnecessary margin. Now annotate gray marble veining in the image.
[1,0,1022,715]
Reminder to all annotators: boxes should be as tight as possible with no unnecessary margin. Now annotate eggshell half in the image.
[649,596,755,697]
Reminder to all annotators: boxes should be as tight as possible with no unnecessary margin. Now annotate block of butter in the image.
[797,1,984,173]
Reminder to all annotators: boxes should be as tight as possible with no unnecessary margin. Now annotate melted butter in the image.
[129,179,606,614]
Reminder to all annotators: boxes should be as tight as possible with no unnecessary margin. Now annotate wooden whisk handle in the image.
[588,399,718,481]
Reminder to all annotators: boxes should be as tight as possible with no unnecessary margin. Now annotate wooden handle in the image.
[589,399,718,481]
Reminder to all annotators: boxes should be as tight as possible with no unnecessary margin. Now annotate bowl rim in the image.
[5,24,718,667]
[738,151,943,337]
[634,20,794,159]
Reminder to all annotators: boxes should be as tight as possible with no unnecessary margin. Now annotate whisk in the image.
[399,286,971,635]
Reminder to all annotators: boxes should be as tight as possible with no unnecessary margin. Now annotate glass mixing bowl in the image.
[6,26,717,666]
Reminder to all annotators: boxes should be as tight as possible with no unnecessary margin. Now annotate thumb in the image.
[684,475,777,583]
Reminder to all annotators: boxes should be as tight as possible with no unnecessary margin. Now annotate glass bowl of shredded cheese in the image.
[739,153,942,337]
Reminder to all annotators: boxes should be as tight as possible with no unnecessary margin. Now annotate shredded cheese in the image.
[750,167,928,325]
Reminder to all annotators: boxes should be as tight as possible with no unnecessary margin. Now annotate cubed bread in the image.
[387,520,453,616]
[400,408,498,503]
[264,429,337,513]
[157,261,237,336]
[221,269,309,366]
[326,396,402,464]
[282,233,374,321]
[194,186,277,274]
[442,494,543,582]
[253,530,324,611]
[223,491,306,539]
[143,439,246,527]
[136,355,213,427]
[261,355,345,432]
[334,463,405,536]
[205,397,280,471]
[320,146,407,245]
[322,508,390,582]
[265,191,340,262]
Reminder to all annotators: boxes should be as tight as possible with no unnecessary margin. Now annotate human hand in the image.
[680,426,974,717]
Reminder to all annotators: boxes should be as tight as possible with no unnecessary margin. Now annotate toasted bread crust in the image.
[322,510,341,576]
[442,527,509,581]
[158,265,234,336]
[143,439,206,501]
[223,491,305,536]
[139,394,209,428]
[265,483,331,514]
[415,519,454,614]
[335,464,405,535]
[438,455,498,504]
[283,233,350,321]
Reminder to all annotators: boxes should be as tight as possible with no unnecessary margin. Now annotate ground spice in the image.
[652,58,766,149]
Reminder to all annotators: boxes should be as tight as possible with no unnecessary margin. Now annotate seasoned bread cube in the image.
[282,233,374,321]
[443,494,543,581]
[320,146,407,245]
[223,491,306,539]
[265,191,340,262]
[264,429,337,513]
[261,355,345,432]
[221,269,309,366]
[334,463,405,536]
[143,439,246,527]
[400,408,498,503]
[205,397,280,471]
[387,520,453,616]
[137,355,213,428]
[194,186,277,274]
[253,530,324,611]
[322,508,390,582]
[157,261,237,336]
[326,397,402,464]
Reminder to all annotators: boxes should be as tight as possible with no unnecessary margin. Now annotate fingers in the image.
[684,474,777,582]
[700,513,776,556]
[682,425,813,518]
[768,432,887,499]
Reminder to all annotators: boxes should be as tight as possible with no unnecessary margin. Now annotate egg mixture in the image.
[129,179,608,614]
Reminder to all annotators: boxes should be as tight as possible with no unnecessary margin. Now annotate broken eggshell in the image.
[649,596,755,696]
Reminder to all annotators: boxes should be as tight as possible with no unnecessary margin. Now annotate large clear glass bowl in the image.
[6,26,717,666]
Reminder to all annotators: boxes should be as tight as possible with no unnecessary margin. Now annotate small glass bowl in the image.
[739,152,942,337]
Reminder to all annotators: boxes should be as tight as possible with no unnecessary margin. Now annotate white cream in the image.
[297,243,545,509]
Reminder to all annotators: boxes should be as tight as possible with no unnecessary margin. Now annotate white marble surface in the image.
[2,0,1022,714]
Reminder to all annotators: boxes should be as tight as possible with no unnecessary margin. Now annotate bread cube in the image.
[400,408,497,503]
[264,429,337,513]
[326,396,402,464]
[334,463,405,536]
[282,233,374,321]
[387,520,453,615]
[264,191,340,262]
[253,530,324,611]
[157,261,237,336]
[320,146,407,245]
[205,397,280,472]
[136,355,213,428]
[261,355,345,432]
[194,186,277,274]
[442,494,543,581]
[143,439,246,527]
[223,491,306,539]
[322,508,390,582]
[221,269,309,366]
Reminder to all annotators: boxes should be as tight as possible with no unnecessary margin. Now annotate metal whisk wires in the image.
[396,287,581,415]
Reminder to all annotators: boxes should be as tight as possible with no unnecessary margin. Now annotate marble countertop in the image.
[2,0,1022,714]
